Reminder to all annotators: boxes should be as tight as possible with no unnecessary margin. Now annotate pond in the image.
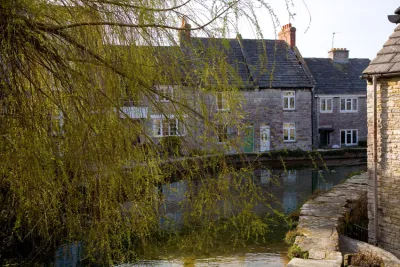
[55,161,367,267]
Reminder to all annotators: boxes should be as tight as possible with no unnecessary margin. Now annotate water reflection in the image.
[160,164,366,228]
[54,164,366,267]
[130,252,286,266]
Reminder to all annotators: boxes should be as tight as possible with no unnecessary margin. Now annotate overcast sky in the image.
[238,0,399,60]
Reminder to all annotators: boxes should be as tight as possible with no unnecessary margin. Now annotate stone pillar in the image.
[367,78,400,257]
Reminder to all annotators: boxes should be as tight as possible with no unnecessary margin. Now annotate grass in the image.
[287,244,309,260]
[284,230,302,246]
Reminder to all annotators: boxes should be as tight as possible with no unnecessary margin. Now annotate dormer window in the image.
[156,85,173,102]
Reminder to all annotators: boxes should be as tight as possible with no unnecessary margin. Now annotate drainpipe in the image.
[311,87,315,148]
[372,75,379,245]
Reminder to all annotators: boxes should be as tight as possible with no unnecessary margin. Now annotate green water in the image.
[54,163,366,266]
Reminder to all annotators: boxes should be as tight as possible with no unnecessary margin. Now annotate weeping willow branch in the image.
[36,1,238,32]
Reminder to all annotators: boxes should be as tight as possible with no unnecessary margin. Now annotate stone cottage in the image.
[362,7,400,257]
[116,23,324,153]
[304,50,370,148]
[176,23,314,152]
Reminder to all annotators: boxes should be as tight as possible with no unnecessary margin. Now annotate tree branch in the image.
[87,0,192,12]
[38,1,237,32]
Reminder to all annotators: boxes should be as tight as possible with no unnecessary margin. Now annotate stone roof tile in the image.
[364,24,400,76]
[378,45,400,55]
[364,63,393,74]
[370,54,395,64]
[388,62,400,72]
[391,53,400,62]
[304,58,370,95]
[384,38,398,46]
[389,31,400,38]
[188,37,313,88]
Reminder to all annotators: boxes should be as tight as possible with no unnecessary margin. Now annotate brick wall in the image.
[367,78,400,257]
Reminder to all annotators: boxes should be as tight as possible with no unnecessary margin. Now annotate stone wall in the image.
[145,88,313,153]
[315,96,367,148]
[242,88,312,151]
[287,173,368,267]
[367,78,400,257]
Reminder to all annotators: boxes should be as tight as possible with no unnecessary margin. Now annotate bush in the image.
[287,244,309,259]
[349,250,384,267]
[188,148,206,157]
[284,230,301,245]
[160,136,182,156]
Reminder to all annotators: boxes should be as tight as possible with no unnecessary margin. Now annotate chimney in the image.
[278,23,296,48]
[328,48,349,63]
[179,17,191,45]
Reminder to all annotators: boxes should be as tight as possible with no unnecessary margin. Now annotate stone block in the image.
[287,258,341,267]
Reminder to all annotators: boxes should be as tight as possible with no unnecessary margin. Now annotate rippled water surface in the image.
[129,252,287,266]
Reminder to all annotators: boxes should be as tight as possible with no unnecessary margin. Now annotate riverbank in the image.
[287,172,400,267]
[287,173,368,266]
[154,148,367,173]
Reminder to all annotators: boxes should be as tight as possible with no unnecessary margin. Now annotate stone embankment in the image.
[287,172,400,267]
[287,173,367,267]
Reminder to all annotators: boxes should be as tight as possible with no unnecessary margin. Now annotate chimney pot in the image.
[329,48,349,63]
[179,16,191,45]
[278,23,296,48]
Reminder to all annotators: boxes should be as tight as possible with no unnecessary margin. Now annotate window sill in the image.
[284,140,296,143]
[154,135,186,138]
[340,110,358,113]
[320,111,333,113]
[283,108,296,111]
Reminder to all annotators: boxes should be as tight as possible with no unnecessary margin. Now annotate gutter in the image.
[361,71,400,80]
[362,72,382,245]
[372,75,379,245]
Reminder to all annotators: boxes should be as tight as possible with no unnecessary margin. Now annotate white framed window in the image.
[152,116,186,137]
[216,125,235,143]
[340,97,358,112]
[283,91,295,110]
[283,123,296,142]
[156,85,173,102]
[340,129,358,146]
[216,92,229,111]
[320,98,333,113]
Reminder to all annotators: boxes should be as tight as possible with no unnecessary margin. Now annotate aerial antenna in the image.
[332,32,341,49]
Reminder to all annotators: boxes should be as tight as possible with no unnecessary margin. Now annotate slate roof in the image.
[363,24,400,75]
[304,58,370,95]
[187,37,313,89]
